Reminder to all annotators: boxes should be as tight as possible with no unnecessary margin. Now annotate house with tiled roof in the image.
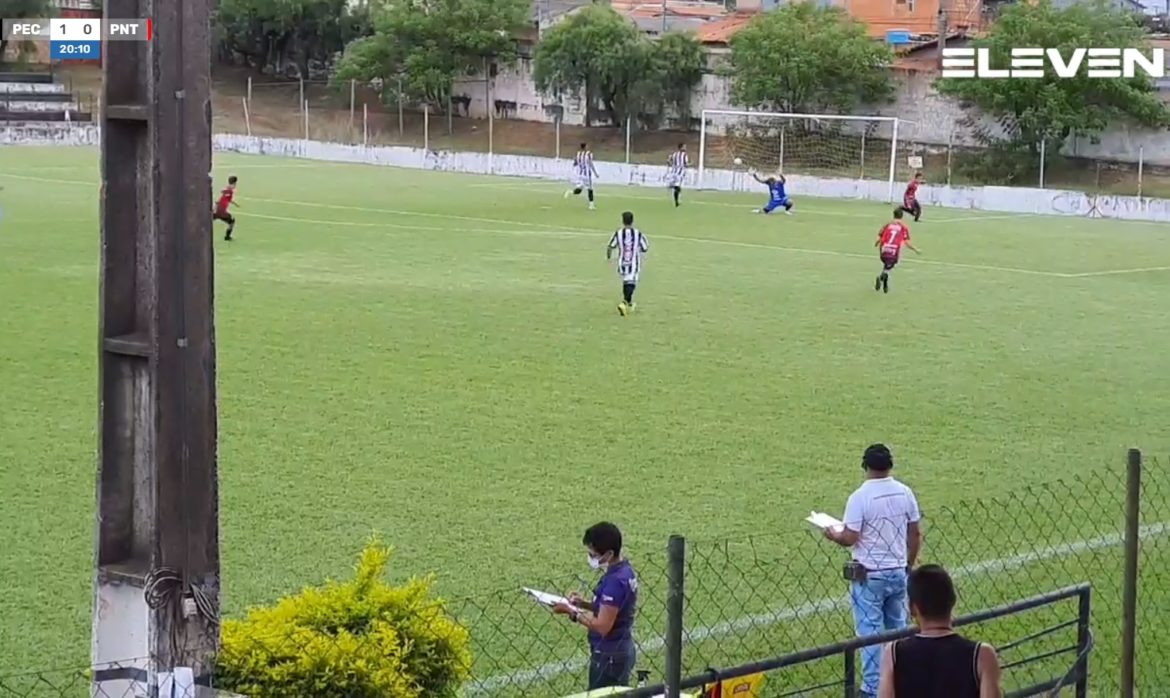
[457,0,1170,161]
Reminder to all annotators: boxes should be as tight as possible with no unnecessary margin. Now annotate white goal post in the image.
[698,109,904,201]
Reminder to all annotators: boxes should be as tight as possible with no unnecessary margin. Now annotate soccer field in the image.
[2,146,1170,690]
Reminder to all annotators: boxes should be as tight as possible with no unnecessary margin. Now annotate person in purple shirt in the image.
[554,522,639,690]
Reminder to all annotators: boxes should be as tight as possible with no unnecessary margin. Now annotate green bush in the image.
[217,538,471,698]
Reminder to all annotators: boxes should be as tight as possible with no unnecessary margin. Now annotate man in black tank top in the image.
[878,565,1002,698]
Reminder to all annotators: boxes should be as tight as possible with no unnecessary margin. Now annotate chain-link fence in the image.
[3,451,1165,697]
[15,67,1161,199]
[900,127,1162,198]
[204,79,1167,199]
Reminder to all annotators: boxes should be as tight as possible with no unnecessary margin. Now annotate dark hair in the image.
[863,443,893,471]
[915,171,924,178]
[622,211,634,225]
[228,175,238,185]
[678,143,685,149]
[909,564,957,620]
[892,208,904,219]
[583,522,623,557]
[580,142,587,149]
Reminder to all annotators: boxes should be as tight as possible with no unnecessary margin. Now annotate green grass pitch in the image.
[2,146,1170,692]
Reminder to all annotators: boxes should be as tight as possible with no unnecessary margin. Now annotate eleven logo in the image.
[941,47,1166,79]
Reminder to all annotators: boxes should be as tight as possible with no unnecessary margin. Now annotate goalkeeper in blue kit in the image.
[751,170,794,215]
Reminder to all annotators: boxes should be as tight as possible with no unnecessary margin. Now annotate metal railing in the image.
[625,584,1092,698]
[1,450,1165,697]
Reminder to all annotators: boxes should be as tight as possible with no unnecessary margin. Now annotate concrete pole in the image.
[95,0,220,689]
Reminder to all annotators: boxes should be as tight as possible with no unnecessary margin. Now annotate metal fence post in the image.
[665,535,685,698]
[1137,146,1144,198]
[844,651,856,698]
[946,130,953,186]
[1039,138,1046,189]
[625,116,632,165]
[1121,447,1142,698]
[1076,586,1091,698]
[397,77,404,137]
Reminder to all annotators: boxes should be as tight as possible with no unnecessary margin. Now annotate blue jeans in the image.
[588,643,636,690]
[850,569,908,695]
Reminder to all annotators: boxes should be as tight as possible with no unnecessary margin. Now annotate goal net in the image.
[698,110,903,199]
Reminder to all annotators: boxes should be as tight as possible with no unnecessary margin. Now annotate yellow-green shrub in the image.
[217,538,471,697]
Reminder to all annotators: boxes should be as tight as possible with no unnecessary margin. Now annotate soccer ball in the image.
[733,157,743,166]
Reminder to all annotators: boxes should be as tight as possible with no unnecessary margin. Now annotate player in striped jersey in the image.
[565,143,599,210]
[665,143,689,207]
[607,211,649,316]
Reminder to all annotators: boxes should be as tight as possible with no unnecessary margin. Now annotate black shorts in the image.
[903,200,921,214]
[213,211,235,225]
[881,251,899,270]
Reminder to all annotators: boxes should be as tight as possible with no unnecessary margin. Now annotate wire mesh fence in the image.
[201,81,1168,199]
[2,451,1165,697]
[901,126,1160,198]
[24,68,1164,199]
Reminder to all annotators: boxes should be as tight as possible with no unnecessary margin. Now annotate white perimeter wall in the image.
[5,123,1170,222]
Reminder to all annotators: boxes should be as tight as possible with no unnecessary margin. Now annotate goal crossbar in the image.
[697,109,902,201]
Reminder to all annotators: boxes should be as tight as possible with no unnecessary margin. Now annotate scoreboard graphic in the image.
[2,18,152,61]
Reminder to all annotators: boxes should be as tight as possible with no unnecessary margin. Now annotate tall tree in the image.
[643,31,706,127]
[728,3,894,114]
[936,0,1169,168]
[334,0,529,115]
[533,5,704,127]
[214,0,369,76]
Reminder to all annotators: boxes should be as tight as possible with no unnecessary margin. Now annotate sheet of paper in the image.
[523,587,573,609]
[806,511,845,532]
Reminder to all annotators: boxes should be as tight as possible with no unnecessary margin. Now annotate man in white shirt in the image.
[825,443,923,698]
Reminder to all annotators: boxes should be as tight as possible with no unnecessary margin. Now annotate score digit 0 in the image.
[51,19,100,40]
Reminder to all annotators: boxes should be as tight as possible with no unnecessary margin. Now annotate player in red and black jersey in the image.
[213,176,239,241]
[899,171,925,222]
[875,208,919,294]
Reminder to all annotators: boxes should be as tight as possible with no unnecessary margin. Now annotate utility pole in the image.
[93,0,219,690]
[937,0,948,62]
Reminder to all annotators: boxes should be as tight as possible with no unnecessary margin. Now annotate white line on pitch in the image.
[0,163,316,173]
[468,181,880,219]
[0,172,91,185]
[0,171,1105,278]
[467,181,1031,224]
[247,212,555,238]
[1067,265,1170,278]
[248,209,1069,278]
[252,196,592,232]
[0,172,589,232]
[468,521,1170,694]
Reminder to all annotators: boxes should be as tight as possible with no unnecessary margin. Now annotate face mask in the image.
[588,554,607,570]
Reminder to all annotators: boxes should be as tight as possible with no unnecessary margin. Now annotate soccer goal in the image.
[698,110,903,201]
